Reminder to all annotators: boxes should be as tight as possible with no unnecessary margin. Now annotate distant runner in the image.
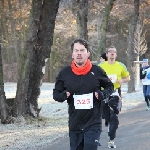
[99,46,130,148]
[140,58,150,110]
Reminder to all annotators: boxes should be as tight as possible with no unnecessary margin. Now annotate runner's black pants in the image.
[103,103,119,140]
[69,124,101,150]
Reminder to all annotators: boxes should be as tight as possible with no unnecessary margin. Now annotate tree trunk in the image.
[15,0,43,117]
[15,0,60,117]
[49,51,55,82]
[76,0,88,40]
[127,23,135,92]
[26,0,60,117]
[0,0,12,63]
[18,0,26,56]
[127,0,139,93]
[71,0,88,40]
[7,0,19,62]
[0,45,9,124]
[97,0,116,63]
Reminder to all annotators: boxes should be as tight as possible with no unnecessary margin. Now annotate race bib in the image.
[111,90,119,96]
[73,93,93,109]
[108,74,117,83]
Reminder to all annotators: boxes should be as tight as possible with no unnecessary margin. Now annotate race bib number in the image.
[111,90,119,96]
[73,93,93,109]
[108,74,117,83]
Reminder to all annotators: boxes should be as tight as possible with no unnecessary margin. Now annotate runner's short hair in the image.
[71,39,91,52]
[106,46,117,53]
[100,53,107,61]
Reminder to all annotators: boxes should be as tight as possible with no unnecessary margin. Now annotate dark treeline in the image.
[0,0,150,123]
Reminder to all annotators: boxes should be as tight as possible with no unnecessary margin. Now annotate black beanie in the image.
[100,53,107,61]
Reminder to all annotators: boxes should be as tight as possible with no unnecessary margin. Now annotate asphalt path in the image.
[42,102,150,150]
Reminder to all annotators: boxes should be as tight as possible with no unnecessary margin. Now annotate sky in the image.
[0,82,144,150]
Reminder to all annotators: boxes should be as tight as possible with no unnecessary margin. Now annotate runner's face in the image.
[72,43,90,67]
[107,48,117,60]
[142,62,148,66]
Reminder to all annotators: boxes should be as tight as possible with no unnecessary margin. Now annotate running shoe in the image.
[108,140,116,148]
[146,107,150,111]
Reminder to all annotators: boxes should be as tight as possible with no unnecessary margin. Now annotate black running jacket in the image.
[53,65,114,131]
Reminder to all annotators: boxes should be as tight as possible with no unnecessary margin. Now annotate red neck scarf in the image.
[71,59,92,75]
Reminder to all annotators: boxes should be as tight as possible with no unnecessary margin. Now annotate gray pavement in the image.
[42,102,150,150]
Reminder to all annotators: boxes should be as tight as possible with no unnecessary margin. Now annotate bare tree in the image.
[7,0,20,62]
[0,0,12,63]
[133,21,147,88]
[72,0,88,40]
[15,0,43,117]
[127,0,140,93]
[97,0,116,63]
[134,21,147,58]
[15,0,60,117]
[0,45,9,123]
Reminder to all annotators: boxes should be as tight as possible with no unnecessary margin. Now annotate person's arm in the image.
[140,67,147,79]
[95,70,114,100]
[53,73,68,102]
[117,63,130,85]
[117,75,130,85]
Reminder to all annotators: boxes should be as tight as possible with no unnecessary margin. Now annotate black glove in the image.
[108,96,122,114]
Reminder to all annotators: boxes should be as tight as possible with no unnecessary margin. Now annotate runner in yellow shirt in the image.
[99,46,130,148]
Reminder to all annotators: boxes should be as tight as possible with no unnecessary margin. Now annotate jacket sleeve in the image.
[140,67,146,79]
[53,73,67,102]
[96,70,114,101]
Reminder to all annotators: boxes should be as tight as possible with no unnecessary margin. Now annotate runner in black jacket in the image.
[53,39,114,150]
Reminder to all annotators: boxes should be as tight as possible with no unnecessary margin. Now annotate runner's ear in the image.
[72,54,74,59]
[87,51,90,58]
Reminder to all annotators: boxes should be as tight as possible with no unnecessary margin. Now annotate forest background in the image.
[0,0,150,123]
[1,0,150,82]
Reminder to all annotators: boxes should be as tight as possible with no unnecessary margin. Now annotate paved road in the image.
[42,102,150,150]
